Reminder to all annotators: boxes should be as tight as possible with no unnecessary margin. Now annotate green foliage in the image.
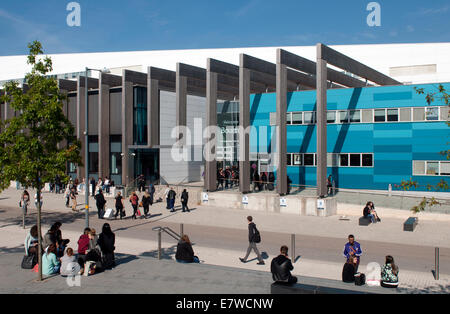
[0,41,82,192]
[410,197,441,214]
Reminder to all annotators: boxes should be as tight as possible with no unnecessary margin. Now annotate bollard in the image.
[180,224,184,237]
[291,234,296,263]
[158,230,162,260]
[435,247,440,280]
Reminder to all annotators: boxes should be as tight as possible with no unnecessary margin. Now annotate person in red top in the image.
[129,192,139,219]
[77,227,91,268]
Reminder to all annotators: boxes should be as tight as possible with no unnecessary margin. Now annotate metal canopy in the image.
[317,43,401,86]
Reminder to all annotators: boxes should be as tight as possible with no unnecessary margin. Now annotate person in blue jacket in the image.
[343,234,362,272]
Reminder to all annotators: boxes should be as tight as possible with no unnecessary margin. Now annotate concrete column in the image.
[205,69,218,192]
[122,75,134,186]
[99,74,111,180]
[59,88,69,150]
[276,61,288,195]
[239,60,251,193]
[176,70,188,146]
[76,78,86,180]
[148,78,160,148]
[316,54,328,198]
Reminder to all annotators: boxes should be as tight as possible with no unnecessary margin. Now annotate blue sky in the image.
[0,0,449,56]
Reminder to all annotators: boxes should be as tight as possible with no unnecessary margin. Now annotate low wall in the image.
[202,191,337,217]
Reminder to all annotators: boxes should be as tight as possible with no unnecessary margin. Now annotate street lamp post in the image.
[84,67,103,229]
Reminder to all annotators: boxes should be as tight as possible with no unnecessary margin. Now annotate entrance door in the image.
[132,149,159,185]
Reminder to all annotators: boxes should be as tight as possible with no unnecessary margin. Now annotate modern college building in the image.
[1,43,449,194]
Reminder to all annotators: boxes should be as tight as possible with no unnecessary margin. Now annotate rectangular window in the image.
[362,154,373,167]
[111,153,122,175]
[327,111,336,123]
[441,162,450,176]
[292,112,303,125]
[349,110,361,123]
[374,109,386,122]
[340,154,349,167]
[413,108,425,121]
[293,154,303,165]
[304,154,314,166]
[328,153,339,167]
[361,110,373,123]
[427,162,439,175]
[133,87,148,146]
[387,109,399,122]
[304,112,315,124]
[399,108,412,122]
[350,154,361,167]
[286,112,292,125]
[287,154,292,166]
[339,111,349,123]
[440,106,449,121]
[426,107,439,121]
[413,161,426,175]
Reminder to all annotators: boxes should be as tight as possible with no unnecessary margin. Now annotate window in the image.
[349,110,361,123]
[440,106,449,121]
[361,110,373,123]
[339,111,349,123]
[304,154,314,166]
[340,154,349,167]
[387,109,399,122]
[269,112,277,126]
[293,154,303,165]
[350,154,361,167]
[292,112,303,125]
[133,87,148,145]
[287,154,292,166]
[374,109,386,122]
[413,161,426,175]
[413,108,425,121]
[111,153,122,175]
[327,111,336,124]
[426,107,439,121]
[327,153,339,167]
[441,162,450,176]
[362,154,373,167]
[304,112,315,124]
[400,108,412,122]
[286,112,292,125]
[427,162,439,175]
[68,162,77,173]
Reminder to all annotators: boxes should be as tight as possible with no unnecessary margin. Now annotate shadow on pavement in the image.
[0,246,24,254]
[0,211,93,229]
[115,253,139,266]
[139,244,178,261]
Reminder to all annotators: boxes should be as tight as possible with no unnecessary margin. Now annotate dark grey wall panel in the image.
[109,91,122,135]
[88,93,99,135]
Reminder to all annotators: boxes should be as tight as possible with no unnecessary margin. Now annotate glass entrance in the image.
[131,148,159,185]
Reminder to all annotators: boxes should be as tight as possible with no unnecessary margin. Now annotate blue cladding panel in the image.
[250,82,450,191]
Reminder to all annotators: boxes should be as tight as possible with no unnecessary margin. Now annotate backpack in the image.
[254,227,261,244]
[355,273,366,286]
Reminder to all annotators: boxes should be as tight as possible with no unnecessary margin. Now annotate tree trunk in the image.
[36,186,43,281]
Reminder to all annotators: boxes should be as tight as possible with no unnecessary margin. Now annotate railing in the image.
[152,225,183,260]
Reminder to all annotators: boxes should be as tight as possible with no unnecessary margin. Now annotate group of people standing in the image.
[217,166,239,190]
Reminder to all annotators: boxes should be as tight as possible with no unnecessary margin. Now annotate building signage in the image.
[242,195,249,205]
[317,199,325,210]
[280,198,287,207]
[202,192,209,203]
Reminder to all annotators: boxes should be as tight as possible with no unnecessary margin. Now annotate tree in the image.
[396,84,449,214]
[0,41,82,280]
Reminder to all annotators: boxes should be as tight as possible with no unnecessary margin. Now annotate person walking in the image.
[70,187,78,212]
[181,189,189,212]
[164,185,170,209]
[94,189,107,219]
[90,177,96,197]
[114,191,125,219]
[168,187,177,212]
[343,234,362,272]
[148,182,155,206]
[239,216,265,265]
[20,190,30,228]
[141,191,151,218]
[271,245,297,284]
[129,191,139,219]
[138,174,146,193]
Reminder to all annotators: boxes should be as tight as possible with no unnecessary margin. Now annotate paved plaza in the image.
[0,187,449,294]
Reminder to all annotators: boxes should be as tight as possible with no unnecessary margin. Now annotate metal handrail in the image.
[152,225,183,260]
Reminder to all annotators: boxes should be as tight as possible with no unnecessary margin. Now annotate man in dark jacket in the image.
[94,189,106,219]
[168,188,177,212]
[271,246,297,284]
[239,216,265,265]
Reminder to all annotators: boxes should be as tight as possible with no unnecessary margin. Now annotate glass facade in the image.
[133,87,148,146]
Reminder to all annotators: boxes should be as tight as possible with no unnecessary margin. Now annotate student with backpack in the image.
[239,216,265,265]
